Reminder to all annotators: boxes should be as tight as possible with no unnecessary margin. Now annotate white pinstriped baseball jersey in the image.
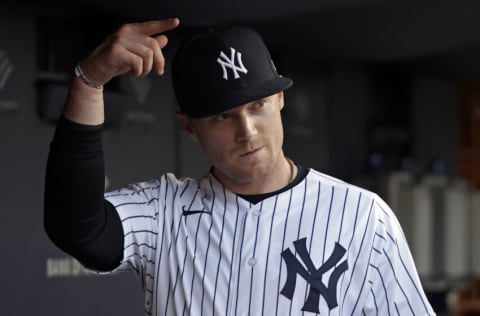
[104,169,435,316]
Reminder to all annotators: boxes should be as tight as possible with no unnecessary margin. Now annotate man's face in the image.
[178,92,285,186]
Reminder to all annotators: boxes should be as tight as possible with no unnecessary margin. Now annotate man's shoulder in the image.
[306,168,381,201]
[105,172,205,197]
[307,168,376,195]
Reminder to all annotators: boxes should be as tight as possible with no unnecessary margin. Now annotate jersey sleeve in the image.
[104,178,165,275]
[366,198,436,315]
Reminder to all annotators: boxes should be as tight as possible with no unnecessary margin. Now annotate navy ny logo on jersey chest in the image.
[281,238,348,313]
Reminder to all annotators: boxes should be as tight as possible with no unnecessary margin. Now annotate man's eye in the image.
[251,99,267,111]
[216,113,231,120]
[254,100,266,109]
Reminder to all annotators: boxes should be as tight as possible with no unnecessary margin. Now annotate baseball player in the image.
[44,18,436,315]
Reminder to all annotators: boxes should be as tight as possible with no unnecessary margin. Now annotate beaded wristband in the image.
[74,63,103,89]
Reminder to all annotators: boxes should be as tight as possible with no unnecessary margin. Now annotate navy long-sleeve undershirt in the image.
[44,116,124,271]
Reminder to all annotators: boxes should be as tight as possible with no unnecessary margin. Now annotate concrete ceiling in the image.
[7,0,480,78]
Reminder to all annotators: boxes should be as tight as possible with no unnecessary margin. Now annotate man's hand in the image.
[80,18,180,85]
[63,18,179,125]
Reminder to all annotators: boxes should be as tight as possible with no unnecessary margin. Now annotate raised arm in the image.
[44,19,180,271]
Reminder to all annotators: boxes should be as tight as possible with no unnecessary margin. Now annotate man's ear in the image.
[277,91,285,110]
[176,112,199,141]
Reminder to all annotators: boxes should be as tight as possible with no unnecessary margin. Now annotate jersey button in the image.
[251,210,260,217]
[247,257,256,266]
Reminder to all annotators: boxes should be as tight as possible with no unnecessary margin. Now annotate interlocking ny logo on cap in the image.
[217,47,248,80]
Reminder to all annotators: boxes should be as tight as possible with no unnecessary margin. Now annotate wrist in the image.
[64,76,105,126]
[74,62,104,90]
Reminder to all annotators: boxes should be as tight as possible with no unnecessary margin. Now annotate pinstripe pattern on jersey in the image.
[260,194,279,315]
[288,176,308,316]
[104,170,435,316]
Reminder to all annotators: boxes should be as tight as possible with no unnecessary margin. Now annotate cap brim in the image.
[189,76,293,118]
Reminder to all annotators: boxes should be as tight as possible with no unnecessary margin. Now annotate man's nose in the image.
[235,114,257,142]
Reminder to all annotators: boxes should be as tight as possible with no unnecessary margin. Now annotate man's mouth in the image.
[240,147,263,157]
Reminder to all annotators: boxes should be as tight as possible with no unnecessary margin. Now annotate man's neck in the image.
[212,155,297,195]
[238,164,307,204]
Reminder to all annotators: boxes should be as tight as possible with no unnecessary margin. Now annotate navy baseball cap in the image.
[172,26,293,118]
